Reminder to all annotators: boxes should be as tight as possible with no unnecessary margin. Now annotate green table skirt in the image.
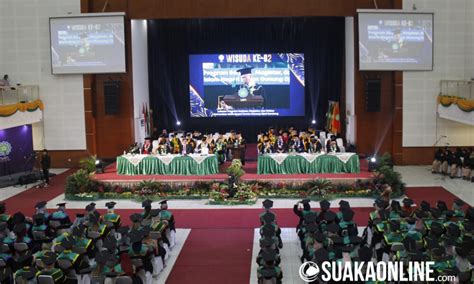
[117,155,219,175]
[257,154,360,174]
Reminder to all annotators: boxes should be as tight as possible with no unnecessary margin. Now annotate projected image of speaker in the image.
[104,81,121,115]
[365,79,381,112]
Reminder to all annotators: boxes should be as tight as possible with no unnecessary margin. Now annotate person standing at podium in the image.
[237,66,266,107]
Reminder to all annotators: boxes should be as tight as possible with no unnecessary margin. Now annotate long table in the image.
[257,153,360,174]
[117,154,219,175]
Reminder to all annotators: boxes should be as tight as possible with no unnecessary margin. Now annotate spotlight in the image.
[368,156,377,172]
[311,119,316,125]
[176,120,181,126]
[95,159,104,173]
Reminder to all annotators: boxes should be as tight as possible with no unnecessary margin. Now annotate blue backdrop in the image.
[0,125,34,176]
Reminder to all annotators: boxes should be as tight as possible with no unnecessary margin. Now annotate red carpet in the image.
[166,229,254,284]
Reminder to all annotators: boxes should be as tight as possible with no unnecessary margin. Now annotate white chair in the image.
[152,140,159,149]
[336,138,345,153]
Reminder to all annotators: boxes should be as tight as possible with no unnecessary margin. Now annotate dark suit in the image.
[41,154,51,184]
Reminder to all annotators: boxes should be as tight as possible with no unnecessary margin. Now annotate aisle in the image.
[166,228,254,284]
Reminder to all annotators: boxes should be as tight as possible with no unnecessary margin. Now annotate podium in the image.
[227,145,246,161]
[222,95,264,109]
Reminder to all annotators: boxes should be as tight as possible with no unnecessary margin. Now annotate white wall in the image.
[345,17,356,145]
[402,0,474,147]
[0,0,86,150]
[131,20,150,143]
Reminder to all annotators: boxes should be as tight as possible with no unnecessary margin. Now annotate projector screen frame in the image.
[49,12,127,75]
[357,10,434,72]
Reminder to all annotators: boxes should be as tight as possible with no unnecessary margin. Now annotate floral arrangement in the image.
[65,154,405,203]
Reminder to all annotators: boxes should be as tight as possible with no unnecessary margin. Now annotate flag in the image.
[331,102,341,134]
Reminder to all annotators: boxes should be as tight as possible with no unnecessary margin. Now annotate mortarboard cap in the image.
[85,203,96,212]
[237,66,253,76]
[106,202,117,209]
[159,200,168,205]
[420,201,430,212]
[391,200,401,211]
[130,213,143,223]
[320,200,330,210]
[42,252,57,266]
[12,212,26,225]
[447,223,461,237]
[454,199,465,207]
[430,222,444,237]
[301,198,311,205]
[56,203,66,207]
[466,207,474,221]
[142,199,152,208]
[402,198,414,207]
[262,199,273,209]
[437,201,448,212]
[339,200,350,210]
[35,201,47,209]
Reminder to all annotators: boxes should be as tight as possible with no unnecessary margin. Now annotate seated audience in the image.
[0,200,177,283]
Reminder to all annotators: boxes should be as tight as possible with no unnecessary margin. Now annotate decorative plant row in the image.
[66,154,405,205]
[438,95,474,112]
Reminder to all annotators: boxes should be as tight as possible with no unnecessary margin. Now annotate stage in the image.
[92,157,372,187]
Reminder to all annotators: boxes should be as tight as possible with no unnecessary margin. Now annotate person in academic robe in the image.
[197,136,210,154]
[184,133,196,154]
[260,137,273,155]
[157,134,171,155]
[236,66,266,108]
[326,135,340,153]
[215,135,226,164]
[432,148,445,174]
[40,149,51,186]
[288,135,303,153]
[169,134,182,154]
[308,136,323,153]
[275,135,286,153]
[235,132,246,165]
[142,138,153,155]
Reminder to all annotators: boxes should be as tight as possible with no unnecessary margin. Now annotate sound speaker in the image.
[365,79,381,112]
[104,81,121,115]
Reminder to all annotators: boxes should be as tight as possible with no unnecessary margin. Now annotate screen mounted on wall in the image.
[50,13,126,74]
[189,53,305,117]
[358,11,433,71]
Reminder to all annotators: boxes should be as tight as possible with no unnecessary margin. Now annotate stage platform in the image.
[93,158,373,186]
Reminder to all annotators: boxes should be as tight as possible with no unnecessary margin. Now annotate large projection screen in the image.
[358,11,433,71]
[50,13,126,74]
